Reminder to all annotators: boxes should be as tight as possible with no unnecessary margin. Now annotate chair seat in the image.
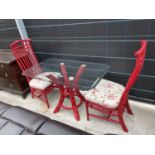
[29,72,61,90]
[36,72,61,82]
[83,79,125,108]
[29,78,51,90]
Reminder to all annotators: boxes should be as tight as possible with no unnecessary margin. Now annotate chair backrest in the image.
[10,39,41,82]
[119,40,147,111]
[60,63,86,89]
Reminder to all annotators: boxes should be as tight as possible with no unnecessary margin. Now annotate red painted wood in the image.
[85,40,147,132]
[10,39,55,108]
[53,63,86,121]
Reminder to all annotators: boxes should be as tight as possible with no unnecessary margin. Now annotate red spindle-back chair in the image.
[118,40,147,112]
[10,39,53,108]
[10,39,41,82]
[85,40,147,132]
[53,62,86,121]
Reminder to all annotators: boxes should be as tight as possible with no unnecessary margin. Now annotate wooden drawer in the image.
[0,62,19,71]
[0,79,19,91]
[0,62,22,79]
[0,78,29,91]
[0,68,22,80]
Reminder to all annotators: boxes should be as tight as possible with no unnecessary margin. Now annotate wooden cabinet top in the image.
[0,50,15,64]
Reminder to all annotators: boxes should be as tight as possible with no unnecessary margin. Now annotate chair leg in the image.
[44,94,50,108]
[118,114,128,132]
[85,100,90,121]
[126,100,133,115]
[30,88,34,98]
[31,92,34,98]
[106,111,112,119]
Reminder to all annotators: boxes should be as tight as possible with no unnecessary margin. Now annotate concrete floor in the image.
[0,89,155,135]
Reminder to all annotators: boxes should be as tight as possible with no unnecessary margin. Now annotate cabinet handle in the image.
[0,64,4,69]
[4,73,8,78]
[9,83,13,88]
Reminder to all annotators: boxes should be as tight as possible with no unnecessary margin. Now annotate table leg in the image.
[76,90,85,107]
[70,90,80,121]
[54,87,80,121]
[53,86,65,113]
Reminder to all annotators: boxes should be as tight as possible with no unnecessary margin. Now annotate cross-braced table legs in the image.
[53,86,84,121]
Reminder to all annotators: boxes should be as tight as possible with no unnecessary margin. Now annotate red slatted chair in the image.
[10,39,61,108]
[84,40,147,132]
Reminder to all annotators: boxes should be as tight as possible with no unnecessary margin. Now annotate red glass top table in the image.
[22,58,110,121]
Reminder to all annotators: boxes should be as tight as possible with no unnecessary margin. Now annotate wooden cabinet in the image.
[0,50,29,98]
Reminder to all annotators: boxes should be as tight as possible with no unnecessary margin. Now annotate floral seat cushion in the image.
[83,79,125,108]
[29,79,51,90]
[29,72,61,90]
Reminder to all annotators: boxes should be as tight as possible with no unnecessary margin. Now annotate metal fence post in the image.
[15,19,29,39]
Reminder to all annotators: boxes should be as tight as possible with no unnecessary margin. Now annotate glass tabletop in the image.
[22,58,110,90]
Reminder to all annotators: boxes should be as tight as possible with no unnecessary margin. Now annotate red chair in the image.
[10,39,60,108]
[84,40,147,132]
